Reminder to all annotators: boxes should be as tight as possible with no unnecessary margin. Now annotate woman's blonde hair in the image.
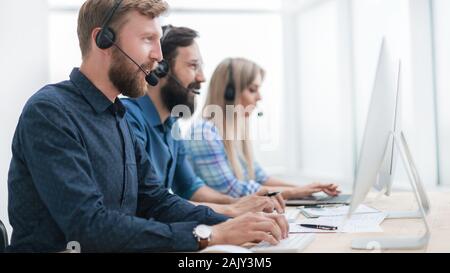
[202,58,265,180]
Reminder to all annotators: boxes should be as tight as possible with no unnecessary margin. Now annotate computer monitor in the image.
[347,38,430,250]
[373,63,401,196]
[349,38,399,210]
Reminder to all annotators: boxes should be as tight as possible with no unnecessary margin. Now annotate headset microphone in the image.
[109,42,200,94]
[189,88,201,95]
[255,106,264,117]
[146,72,159,87]
[106,39,160,86]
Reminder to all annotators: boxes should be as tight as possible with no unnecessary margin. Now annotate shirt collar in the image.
[109,98,127,118]
[70,68,119,115]
[136,95,177,130]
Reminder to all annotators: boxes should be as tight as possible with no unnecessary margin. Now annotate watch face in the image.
[195,225,212,239]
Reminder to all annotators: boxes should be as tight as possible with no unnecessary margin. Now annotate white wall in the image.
[294,0,355,186]
[0,0,49,238]
[352,0,439,189]
[278,0,445,190]
[433,0,450,186]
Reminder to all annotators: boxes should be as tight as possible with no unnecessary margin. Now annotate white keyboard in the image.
[284,209,301,223]
[250,234,315,253]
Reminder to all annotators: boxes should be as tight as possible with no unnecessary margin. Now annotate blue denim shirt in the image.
[122,96,205,200]
[7,68,227,253]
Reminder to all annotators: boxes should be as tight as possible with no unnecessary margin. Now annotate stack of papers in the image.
[289,212,387,233]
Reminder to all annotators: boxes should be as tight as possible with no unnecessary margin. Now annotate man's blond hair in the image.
[77,0,168,59]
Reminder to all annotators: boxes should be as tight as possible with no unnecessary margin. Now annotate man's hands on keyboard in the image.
[210,212,289,247]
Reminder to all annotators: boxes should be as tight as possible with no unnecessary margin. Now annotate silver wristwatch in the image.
[193,224,212,250]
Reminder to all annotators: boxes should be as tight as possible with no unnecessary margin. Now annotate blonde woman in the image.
[185,57,341,200]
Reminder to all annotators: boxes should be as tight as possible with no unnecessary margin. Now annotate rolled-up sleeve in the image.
[171,141,206,200]
[19,99,227,252]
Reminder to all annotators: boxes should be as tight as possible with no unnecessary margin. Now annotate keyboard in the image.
[286,194,352,206]
[284,209,300,223]
[250,234,315,253]
[318,194,352,202]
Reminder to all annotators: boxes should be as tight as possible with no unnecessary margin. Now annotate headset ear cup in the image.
[154,60,170,78]
[224,59,236,101]
[96,27,115,49]
[224,84,235,101]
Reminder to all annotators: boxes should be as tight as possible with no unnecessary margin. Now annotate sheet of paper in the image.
[301,204,379,218]
[289,212,387,233]
[200,245,253,253]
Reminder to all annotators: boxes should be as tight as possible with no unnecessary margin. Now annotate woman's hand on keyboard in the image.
[282,183,341,199]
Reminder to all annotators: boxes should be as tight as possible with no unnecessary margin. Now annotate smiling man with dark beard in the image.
[160,74,200,114]
[122,25,286,218]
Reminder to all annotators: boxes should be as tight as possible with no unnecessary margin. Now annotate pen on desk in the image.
[301,204,344,209]
[266,191,280,197]
[299,224,338,231]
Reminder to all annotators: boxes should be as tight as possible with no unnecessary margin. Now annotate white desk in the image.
[288,192,450,253]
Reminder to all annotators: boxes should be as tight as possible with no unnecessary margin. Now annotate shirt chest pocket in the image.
[119,120,139,214]
[120,161,138,213]
[120,129,139,213]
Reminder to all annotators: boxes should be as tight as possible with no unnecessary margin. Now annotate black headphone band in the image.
[100,0,123,31]
[227,59,234,85]
[96,0,123,49]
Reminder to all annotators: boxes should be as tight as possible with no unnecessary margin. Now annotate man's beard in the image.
[160,75,201,117]
[108,47,152,98]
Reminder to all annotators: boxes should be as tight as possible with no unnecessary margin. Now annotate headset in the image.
[224,59,236,101]
[95,0,168,86]
[223,58,263,117]
[151,25,173,79]
[157,24,200,95]
[95,3,199,95]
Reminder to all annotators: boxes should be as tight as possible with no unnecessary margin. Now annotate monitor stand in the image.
[351,131,431,250]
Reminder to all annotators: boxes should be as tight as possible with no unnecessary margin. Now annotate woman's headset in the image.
[223,59,264,117]
[224,59,236,101]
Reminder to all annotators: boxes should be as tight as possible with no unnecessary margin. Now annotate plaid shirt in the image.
[184,119,268,198]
